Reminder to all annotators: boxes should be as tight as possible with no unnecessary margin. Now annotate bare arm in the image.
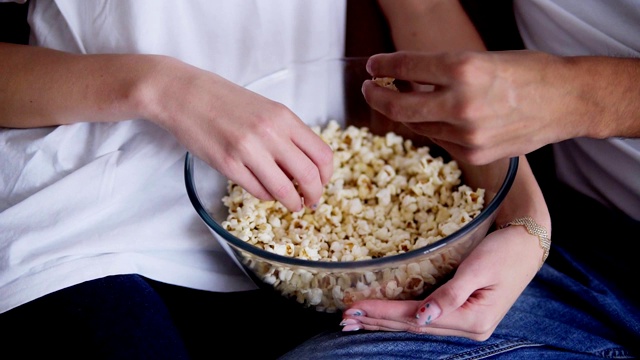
[0,42,159,128]
[364,51,640,163]
[369,1,640,164]
[377,0,485,52]
[0,42,333,212]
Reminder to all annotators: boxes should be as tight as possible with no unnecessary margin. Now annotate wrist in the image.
[127,54,181,128]
[499,216,551,268]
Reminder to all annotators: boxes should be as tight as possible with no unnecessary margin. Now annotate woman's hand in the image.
[362,50,640,165]
[340,225,542,340]
[147,58,334,212]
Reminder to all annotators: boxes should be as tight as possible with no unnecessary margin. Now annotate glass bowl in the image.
[184,58,518,313]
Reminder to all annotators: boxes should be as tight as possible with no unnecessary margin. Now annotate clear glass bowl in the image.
[184,58,518,313]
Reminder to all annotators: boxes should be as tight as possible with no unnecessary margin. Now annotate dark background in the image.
[0,0,30,44]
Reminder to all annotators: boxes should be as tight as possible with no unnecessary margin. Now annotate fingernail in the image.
[311,203,318,210]
[415,302,441,325]
[344,308,366,317]
[342,324,363,332]
[365,58,373,75]
[339,318,360,326]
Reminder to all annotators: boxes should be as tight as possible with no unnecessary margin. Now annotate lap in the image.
[1,274,189,359]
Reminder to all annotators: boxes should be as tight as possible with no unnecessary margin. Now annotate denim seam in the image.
[444,339,543,360]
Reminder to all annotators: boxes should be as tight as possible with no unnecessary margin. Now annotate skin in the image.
[363,51,640,165]
[0,43,333,212]
[339,0,552,340]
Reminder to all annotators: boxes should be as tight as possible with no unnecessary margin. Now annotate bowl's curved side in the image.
[185,152,518,269]
[185,152,518,312]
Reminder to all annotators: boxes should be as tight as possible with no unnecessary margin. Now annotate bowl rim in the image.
[184,152,519,270]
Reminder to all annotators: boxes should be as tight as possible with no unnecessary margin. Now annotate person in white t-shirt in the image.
[0,1,337,358]
[282,0,640,359]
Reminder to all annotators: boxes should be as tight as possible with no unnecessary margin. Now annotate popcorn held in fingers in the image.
[372,77,399,91]
[221,120,485,312]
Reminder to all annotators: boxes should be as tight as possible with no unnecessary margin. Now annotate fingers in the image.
[340,300,423,332]
[246,154,305,212]
[339,296,492,340]
[342,315,491,340]
[366,51,455,86]
[362,80,451,124]
[242,116,333,212]
[244,145,329,212]
[291,127,334,206]
[226,166,274,202]
[340,273,488,335]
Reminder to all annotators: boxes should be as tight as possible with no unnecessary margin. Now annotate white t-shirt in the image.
[514,0,640,221]
[0,0,346,313]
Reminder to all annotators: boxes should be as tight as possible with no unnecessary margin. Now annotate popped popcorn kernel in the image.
[220,120,485,311]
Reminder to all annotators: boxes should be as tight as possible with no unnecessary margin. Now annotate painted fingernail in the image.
[342,324,363,332]
[416,302,441,325]
[344,308,366,317]
[339,318,361,326]
[311,203,318,210]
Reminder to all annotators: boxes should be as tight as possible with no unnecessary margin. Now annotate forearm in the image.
[563,56,640,138]
[494,157,550,232]
[377,0,485,52]
[0,42,169,128]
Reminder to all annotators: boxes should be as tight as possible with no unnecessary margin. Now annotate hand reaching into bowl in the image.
[151,59,334,212]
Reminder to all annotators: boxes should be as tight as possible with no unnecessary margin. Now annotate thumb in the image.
[414,275,476,326]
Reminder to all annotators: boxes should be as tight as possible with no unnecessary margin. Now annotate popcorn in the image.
[373,77,399,92]
[221,120,485,312]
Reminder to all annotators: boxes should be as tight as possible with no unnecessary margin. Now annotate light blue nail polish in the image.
[345,308,365,317]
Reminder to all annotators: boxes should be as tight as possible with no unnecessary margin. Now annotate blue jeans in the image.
[280,182,640,359]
